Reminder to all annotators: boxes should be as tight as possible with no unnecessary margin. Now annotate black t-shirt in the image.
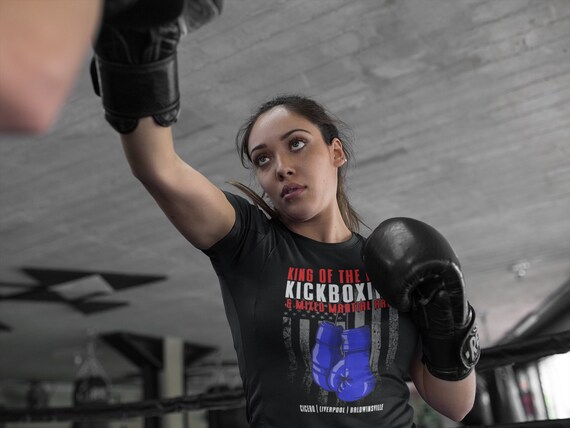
[204,192,418,427]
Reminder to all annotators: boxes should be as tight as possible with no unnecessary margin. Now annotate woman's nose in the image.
[275,155,294,179]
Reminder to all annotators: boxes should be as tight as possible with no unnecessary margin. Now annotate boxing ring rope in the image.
[0,389,245,423]
[476,330,570,372]
[467,420,570,428]
[1,331,569,423]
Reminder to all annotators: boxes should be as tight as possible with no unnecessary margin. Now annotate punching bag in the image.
[72,339,111,428]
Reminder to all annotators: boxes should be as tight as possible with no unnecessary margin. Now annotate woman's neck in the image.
[282,208,353,243]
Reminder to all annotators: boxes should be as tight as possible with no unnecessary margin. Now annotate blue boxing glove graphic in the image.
[328,325,376,402]
[311,322,343,391]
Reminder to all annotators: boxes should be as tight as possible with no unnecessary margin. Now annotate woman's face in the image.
[247,106,345,226]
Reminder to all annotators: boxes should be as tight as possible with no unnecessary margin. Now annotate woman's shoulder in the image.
[223,191,273,222]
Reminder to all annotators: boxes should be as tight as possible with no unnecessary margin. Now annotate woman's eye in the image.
[290,139,306,151]
[255,155,270,167]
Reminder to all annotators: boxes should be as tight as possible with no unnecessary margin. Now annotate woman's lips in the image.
[281,184,305,200]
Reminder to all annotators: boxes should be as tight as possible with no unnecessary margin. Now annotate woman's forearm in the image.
[415,363,476,422]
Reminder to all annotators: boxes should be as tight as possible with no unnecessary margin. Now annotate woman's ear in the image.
[331,137,346,167]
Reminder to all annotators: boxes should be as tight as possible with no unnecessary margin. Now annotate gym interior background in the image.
[1,0,569,427]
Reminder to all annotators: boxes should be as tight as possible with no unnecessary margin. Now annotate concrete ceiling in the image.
[1,0,569,390]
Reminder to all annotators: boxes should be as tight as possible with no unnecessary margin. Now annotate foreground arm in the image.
[0,0,102,133]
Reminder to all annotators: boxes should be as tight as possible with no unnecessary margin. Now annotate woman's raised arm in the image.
[121,117,235,250]
[91,0,231,249]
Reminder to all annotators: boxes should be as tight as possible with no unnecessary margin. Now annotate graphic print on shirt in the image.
[312,322,376,402]
[282,265,400,409]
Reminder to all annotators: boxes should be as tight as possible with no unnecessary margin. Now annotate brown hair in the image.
[231,94,363,233]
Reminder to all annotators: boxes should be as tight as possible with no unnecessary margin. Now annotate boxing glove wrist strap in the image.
[421,304,480,381]
[91,54,180,133]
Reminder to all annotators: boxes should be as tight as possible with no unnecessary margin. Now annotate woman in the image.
[119,95,476,427]
[92,7,476,426]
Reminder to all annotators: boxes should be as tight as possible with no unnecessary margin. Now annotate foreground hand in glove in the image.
[91,0,223,134]
[362,217,480,381]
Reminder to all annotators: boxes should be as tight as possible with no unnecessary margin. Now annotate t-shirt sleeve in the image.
[202,191,273,272]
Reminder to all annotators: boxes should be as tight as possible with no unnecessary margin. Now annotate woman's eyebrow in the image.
[280,128,311,140]
[250,143,266,157]
[250,128,312,157]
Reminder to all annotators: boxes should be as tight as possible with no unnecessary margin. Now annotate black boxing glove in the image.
[362,217,480,381]
[91,0,223,134]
